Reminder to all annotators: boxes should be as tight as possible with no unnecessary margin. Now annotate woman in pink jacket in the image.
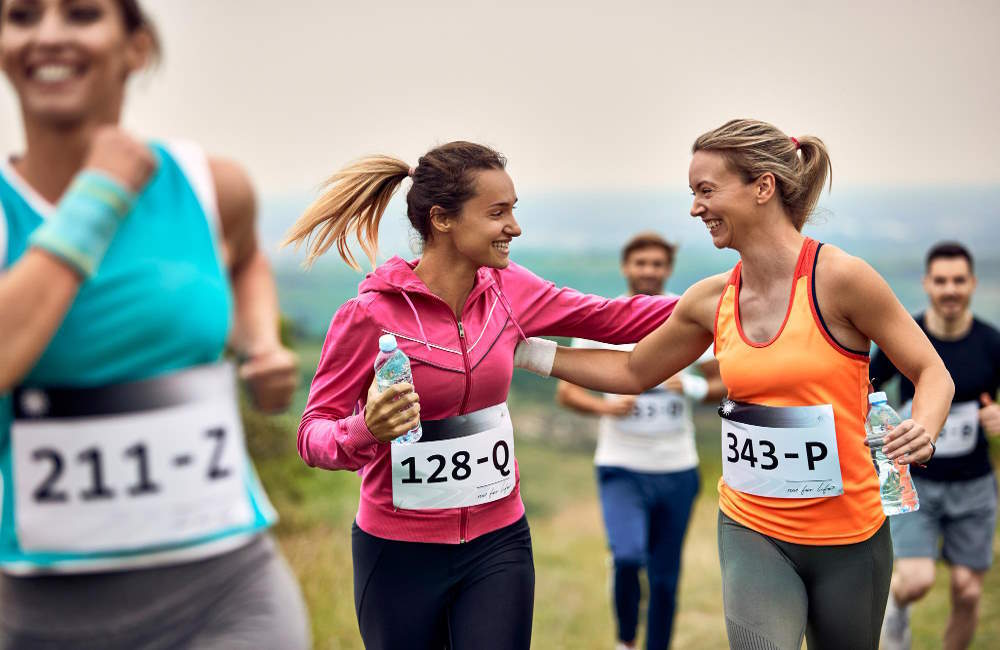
[284,141,677,649]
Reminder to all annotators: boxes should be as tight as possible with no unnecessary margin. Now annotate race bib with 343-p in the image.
[720,400,844,499]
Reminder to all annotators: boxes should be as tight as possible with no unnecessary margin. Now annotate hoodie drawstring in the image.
[491,284,528,343]
[400,291,432,352]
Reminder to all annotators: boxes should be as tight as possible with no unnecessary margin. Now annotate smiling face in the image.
[445,168,522,269]
[924,256,976,322]
[0,0,150,127]
[688,150,761,249]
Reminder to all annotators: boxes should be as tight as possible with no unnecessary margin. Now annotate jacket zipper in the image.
[456,319,473,542]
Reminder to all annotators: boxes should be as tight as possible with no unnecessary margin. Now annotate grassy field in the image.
[247,344,1000,649]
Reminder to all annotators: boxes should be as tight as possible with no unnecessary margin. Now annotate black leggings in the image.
[718,511,892,650]
[352,516,534,650]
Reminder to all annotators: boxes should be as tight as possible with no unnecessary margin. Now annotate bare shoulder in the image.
[208,157,257,267]
[677,272,731,330]
[209,157,256,231]
[815,244,884,297]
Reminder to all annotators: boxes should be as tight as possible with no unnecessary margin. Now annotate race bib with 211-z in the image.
[9,363,257,554]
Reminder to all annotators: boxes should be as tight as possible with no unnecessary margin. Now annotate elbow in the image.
[555,382,573,407]
[943,367,956,402]
[295,418,317,467]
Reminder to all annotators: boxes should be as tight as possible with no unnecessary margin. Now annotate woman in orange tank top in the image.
[514,120,955,649]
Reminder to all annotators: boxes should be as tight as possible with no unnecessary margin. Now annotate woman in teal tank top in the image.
[0,1,308,647]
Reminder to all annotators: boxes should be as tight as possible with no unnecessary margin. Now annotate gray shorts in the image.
[889,473,998,571]
[0,534,310,650]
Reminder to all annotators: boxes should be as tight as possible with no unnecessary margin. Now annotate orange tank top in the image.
[714,237,884,545]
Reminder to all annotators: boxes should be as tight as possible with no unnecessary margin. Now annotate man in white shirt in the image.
[556,232,722,650]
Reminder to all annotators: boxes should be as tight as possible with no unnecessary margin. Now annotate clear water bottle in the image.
[865,392,919,515]
[374,334,421,445]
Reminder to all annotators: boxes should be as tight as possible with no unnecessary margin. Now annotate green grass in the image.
[245,346,1000,648]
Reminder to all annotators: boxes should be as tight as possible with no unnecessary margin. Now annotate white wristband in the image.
[513,337,557,377]
[680,374,709,401]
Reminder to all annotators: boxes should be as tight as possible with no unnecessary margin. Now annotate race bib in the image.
[720,400,843,499]
[391,403,516,510]
[612,388,687,436]
[10,363,256,554]
[903,400,979,458]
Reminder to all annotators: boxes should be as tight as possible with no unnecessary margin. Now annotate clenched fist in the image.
[85,126,157,193]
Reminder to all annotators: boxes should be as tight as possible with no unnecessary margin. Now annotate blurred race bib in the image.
[903,399,979,458]
[612,388,688,436]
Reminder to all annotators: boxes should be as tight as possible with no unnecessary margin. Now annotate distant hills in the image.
[262,186,1000,338]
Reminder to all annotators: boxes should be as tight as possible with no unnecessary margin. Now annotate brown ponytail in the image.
[283,141,506,269]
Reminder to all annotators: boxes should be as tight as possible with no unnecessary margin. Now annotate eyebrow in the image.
[488,197,518,208]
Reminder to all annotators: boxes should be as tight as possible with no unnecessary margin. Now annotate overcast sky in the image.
[1,0,998,196]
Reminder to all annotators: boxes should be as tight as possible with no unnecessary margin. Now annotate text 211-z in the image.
[31,427,232,504]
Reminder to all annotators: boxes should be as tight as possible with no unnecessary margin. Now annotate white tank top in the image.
[569,338,708,473]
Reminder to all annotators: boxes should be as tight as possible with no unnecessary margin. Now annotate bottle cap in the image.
[378,334,398,353]
[868,391,888,405]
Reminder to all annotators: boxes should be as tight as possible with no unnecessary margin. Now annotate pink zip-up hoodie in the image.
[298,256,677,543]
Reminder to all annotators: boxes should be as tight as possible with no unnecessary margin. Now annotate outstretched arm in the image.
[542,274,724,394]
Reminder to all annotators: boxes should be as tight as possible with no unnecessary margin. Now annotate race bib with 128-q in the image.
[391,402,515,510]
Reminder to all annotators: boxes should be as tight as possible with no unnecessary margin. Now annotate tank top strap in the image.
[794,237,820,280]
[726,261,742,286]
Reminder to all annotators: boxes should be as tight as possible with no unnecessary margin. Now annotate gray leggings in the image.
[0,535,309,650]
[718,511,892,650]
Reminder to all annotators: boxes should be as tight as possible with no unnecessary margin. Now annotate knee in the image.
[895,568,935,602]
[951,574,983,611]
[646,564,681,591]
[613,555,645,572]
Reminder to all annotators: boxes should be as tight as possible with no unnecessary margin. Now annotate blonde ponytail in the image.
[792,135,832,230]
[281,156,410,269]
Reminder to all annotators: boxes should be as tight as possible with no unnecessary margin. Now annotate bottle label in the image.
[610,387,688,436]
[9,363,260,555]
[719,400,844,499]
[391,402,516,510]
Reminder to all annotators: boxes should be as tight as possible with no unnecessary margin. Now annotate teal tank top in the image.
[0,142,276,573]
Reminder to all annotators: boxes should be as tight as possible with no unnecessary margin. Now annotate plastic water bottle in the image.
[865,392,919,515]
[374,334,421,445]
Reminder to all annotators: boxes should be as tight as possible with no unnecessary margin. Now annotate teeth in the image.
[492,242,509,252]
[705,219,722,232]
[32,64,75,83]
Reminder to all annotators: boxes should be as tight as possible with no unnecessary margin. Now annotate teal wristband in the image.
[29,171,137,278]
